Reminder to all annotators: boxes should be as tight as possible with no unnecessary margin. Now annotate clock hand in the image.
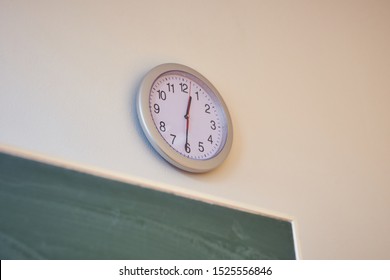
[184,95,192,148]
[184,95,192,119]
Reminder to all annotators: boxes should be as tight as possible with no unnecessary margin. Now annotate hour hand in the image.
[184,95,192,119]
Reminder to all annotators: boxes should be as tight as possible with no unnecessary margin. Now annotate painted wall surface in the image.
[1,0,389,259]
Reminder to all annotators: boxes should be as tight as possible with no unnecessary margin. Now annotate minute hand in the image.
[184,95,192,147]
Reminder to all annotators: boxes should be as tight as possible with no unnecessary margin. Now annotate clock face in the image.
[149,71,225,160]
[137,63,233,173]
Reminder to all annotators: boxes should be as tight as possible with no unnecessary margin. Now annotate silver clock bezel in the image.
[136,63,233,173]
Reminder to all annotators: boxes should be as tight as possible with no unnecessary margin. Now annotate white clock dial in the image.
[149,72,224,160]
[137,63,233,173]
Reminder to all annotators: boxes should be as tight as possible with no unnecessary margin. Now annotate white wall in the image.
[1,0,389,259]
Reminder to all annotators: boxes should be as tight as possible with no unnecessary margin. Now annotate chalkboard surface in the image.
[0,152,296,259]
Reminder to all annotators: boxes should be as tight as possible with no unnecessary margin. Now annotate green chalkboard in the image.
[0,152,295,259]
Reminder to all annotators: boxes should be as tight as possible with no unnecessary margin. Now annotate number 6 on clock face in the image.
[137,63,233,173]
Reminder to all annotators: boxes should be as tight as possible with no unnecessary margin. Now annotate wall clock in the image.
[136,63,233,173]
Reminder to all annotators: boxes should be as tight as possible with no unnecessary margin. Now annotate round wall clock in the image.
[136,63,233,173]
